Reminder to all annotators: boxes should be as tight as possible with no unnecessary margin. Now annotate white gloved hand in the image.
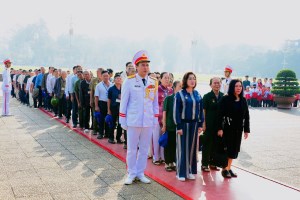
[121,125,128,130]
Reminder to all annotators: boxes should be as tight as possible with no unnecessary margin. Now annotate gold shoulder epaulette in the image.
[149,76,157,81]
[127,74,136,79]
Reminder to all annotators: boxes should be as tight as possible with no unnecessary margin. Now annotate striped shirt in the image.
[173,88,204,130]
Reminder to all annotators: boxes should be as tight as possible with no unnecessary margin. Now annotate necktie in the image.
[142,78,146,86]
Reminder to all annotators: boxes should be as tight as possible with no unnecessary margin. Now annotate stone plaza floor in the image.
[235,106,300,189]
[0,98,182,200]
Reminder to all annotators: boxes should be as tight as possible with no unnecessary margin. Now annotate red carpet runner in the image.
[40,108,300,200]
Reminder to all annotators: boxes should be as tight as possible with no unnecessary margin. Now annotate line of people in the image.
[3,55,250,185]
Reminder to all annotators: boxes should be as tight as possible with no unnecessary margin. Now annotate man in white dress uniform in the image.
[119,50,159,185]
[220,65,233,95]
[2,59,12,116]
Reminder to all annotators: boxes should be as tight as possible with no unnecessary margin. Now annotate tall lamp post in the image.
[191,39,198,72]
[69,16,74,65]
[69,17,73,48]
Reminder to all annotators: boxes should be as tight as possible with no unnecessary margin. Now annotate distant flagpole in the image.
[69,16,73,48]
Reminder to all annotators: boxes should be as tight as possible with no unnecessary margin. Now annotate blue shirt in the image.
[32,76,37,85]
[35,73,44,88]
[174,89,204,130]
[69,75,79,93]
[108,85,121,110]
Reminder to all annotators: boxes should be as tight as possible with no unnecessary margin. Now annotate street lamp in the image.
[191,39,198,72]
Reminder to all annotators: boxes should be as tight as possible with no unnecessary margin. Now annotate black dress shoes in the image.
[221,170,232,178]
[229,169,237,177]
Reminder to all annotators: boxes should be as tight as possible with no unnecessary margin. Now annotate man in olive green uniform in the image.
[90,68,103,135]
[201,77,224,172]
[74,70,84,129]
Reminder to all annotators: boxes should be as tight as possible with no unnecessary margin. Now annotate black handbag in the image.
[210,137,228,168]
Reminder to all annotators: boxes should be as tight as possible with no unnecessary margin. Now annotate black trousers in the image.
[201,131,216,166]
[164,130,176,165]
[78,107,84,128]
[98,101,109,136]
[11,86,16,98]
[83,105,92,129]
[72,94,78,125]
[66,94,72,120]
[25,92,29,105]
[58,96,66,117]
[108,108,123,141]
[34,96,38,108]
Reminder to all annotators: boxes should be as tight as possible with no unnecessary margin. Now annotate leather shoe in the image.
[221,170,232,178]
[92,131,98,135]
[229,169,237,177]
[97,135,104,139]
[117,140,124,144]
[201,166,210,172]
[137,176,151,184]
[124,177,135,185]
[108,139,116,144]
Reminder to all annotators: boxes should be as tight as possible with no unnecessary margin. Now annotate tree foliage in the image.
[272,69,300,97]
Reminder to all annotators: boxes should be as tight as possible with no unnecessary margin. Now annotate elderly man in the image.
[65,66,78,123]
[1,59,12,116]
[54,71,67,119]
[201,77,224,172]
[34,67,45,108]
[74,70,84,129]
[94,70,113,139]
[81,71,93,132]
[90,68,104,135]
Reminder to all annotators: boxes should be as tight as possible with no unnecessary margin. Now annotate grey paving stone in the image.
[44,182,81,194]
[82,187,120,199]
[122,194,159,200]
[6,169,38,180]
[0,181,11,191]
[51,190,89,200]
[0,99,184,199]
[112,185,150,196]
[12,185,50,198]
[15,194,53,200]
[0,188,15,200]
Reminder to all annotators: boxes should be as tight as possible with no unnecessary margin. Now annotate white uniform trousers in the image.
[29,92,33,106]
[152,124,164,162]
[127,127,152,179]
[148,138,153,158]
[2,91,11,116]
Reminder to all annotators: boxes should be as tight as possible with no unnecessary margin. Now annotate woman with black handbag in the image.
[217,79,250,178]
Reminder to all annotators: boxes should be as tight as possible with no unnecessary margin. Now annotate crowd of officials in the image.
[4,51,282,184]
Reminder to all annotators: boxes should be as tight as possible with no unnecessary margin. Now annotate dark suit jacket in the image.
[41,72,49,91]
[217,95,250,133]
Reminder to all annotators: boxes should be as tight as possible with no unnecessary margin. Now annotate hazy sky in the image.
[1,0,300,49]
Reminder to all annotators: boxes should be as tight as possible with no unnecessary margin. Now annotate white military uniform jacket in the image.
[221,77,232,94]
[2,67,12,92]
[119,74,159,128]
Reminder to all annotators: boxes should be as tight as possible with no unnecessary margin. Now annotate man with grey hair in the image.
[81,71,92,132]
[54,71,67,119]
[201,77,223,172]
